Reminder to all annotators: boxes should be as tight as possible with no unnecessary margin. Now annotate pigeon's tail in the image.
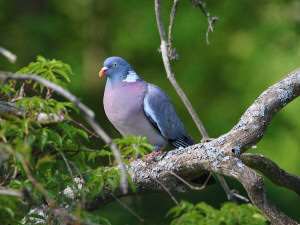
[171,135,194,149]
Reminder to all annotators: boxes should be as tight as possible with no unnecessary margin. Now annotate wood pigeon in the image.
[100,57,215,184]
[99,56,194,151]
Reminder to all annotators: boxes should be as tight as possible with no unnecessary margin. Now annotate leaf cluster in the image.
[0,56,140,224]
[17,55,72,91]
[166,201,268,225]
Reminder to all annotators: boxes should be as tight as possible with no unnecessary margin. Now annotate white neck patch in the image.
[123,69,139,83]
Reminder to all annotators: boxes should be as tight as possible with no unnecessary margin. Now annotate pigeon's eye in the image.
[114,62,118,67]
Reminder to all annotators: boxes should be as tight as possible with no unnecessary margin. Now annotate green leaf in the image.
[4,207,14,218]
[76,129,89,140]
[47,129,62,148]
[38,129,48,150]
[37,55,46,62]
[36,155,55,169]
[62,102,79,113]
[88,152,96,162]
[126,172,136,193]
[107,178,115,192]
[52,69,71,82]
[27,134,37,146]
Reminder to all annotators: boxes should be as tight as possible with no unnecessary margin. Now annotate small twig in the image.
[61,111,99,138]
[12,157,18,179]
[59,150,76,212]
[0,167,13,186]
[11,82,26,102]
[150,175,179,206]
[155,0,209,140]
[155,0,241,202]
[75,169,95,177]
[0,46,17,63]
[45,87,52,101]
[217,175,249,202]
[111,193,144,222]
[189,0,218,45]
[0,188,22,197]
[168,0,179,60]
[169,171,211,190]
[57,167,65,208]
[62,149,101,153]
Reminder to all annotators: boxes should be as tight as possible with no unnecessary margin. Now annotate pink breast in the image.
[103,82,147,130]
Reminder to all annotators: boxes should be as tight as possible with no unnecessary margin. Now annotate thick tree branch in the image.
[225,68,300,155]
[241,153,300,195]
[86,67,300,224]
[0,72,128,194]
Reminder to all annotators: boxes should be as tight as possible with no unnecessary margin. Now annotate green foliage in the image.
[17,55,72,92]
[0,57,144,224]
[73,210,111,225]
[0,195,30,224]
[0,80,15,99]
[15,97,78,115]
[114,135,155,161]
[167,201,268,225]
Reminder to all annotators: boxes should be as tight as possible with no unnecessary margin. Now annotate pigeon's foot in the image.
[145,150,162,161]
[201,138,215,143]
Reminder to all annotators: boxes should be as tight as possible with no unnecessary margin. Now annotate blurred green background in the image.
[1,0,300,224]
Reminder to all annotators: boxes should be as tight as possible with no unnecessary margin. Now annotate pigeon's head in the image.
[99,57,140,85]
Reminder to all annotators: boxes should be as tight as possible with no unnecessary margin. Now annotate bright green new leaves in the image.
[17,55,72,92]
[0,80,15,99]
[14,96,77,116]
[114,135,155,161]
[166,201,268,225]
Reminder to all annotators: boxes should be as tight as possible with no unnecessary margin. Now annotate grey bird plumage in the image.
[100,56,194,150]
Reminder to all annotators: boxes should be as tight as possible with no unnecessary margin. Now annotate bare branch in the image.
[169,170,210,191]
[150,175,179,206]
[155,0,238,203]
[189,0,219,45]
[59,150,76,212]
[216,175,249,203]
[111,193,144,222]
[0,188,22,197]
[0,46,17,63]
[226,68,300,155]
[155,0,209,140]
[61,111,99,138]
[67,159,87,209]
[168,0,179,60]
[241,153,300,195]
[0,72,128,194]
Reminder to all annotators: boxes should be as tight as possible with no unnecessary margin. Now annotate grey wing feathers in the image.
[143,84,194,148]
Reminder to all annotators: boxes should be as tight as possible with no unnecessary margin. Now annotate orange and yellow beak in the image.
[99,67,109,77]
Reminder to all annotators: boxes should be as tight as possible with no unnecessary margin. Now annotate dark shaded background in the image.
[1,0,300,224]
